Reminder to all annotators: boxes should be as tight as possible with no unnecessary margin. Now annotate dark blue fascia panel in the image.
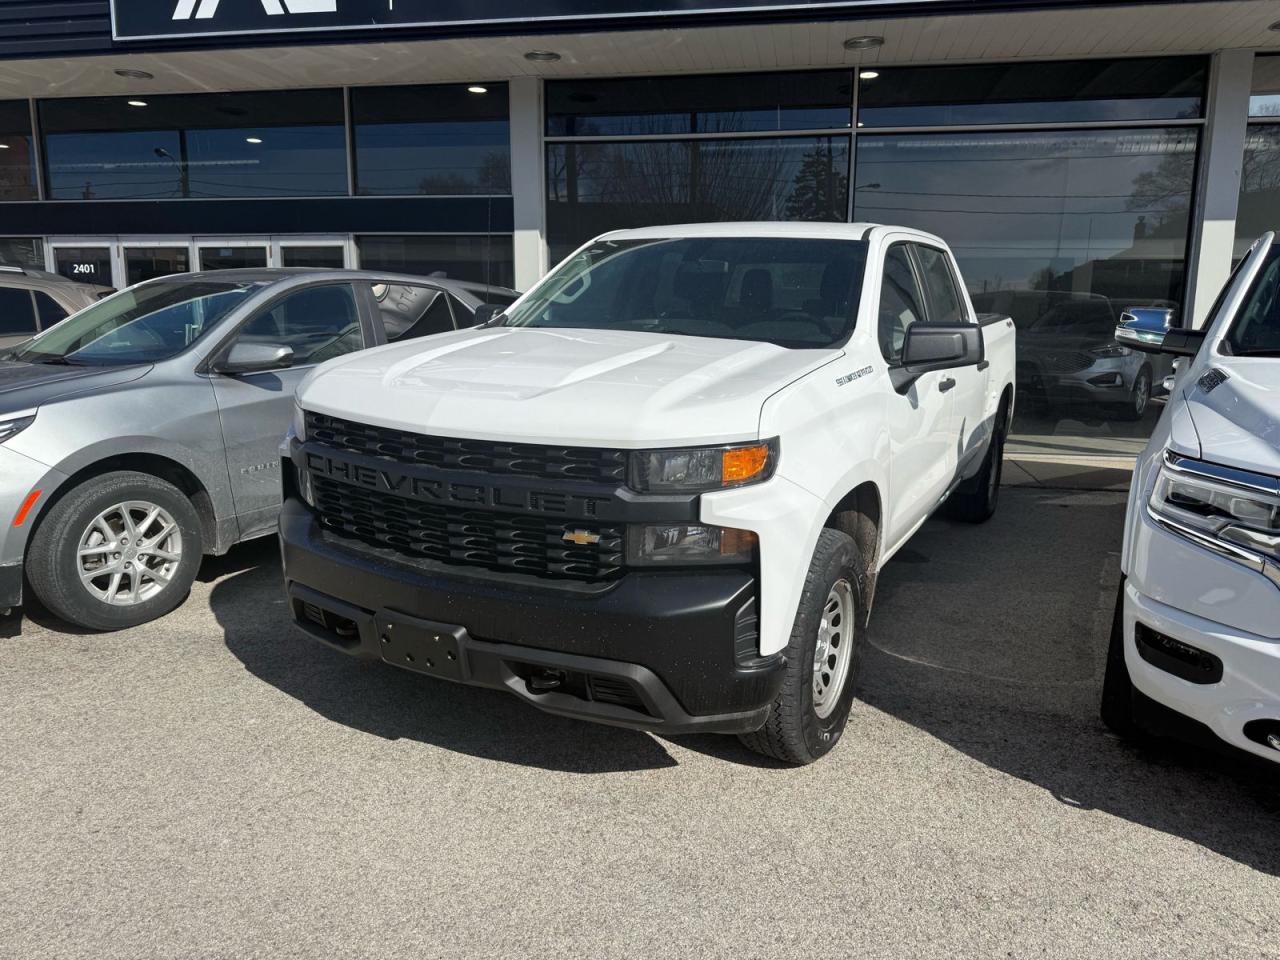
[2,0,1219,62]
[0,196,514,235]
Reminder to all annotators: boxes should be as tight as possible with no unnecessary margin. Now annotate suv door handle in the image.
[939,377,957,393]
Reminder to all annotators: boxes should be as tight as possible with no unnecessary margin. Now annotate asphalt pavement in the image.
[1,487,1277,959]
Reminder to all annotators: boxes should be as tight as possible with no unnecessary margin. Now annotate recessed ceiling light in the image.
[245,137,263,144]
[127,100,148,107]
[114,68,154,80]
[524,50,562,63]
[0,144,9,150]
[844,36,885,51]
[467,85,489,94]
[859,70,880,80]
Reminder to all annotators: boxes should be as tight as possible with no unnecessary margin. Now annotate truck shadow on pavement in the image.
[209,540,680,774]
[852,488,1280,876]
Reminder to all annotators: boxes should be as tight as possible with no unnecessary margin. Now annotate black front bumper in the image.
[279,498,784,735]
[0,562,21,611]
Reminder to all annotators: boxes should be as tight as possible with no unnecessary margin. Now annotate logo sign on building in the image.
[111,0,930,41]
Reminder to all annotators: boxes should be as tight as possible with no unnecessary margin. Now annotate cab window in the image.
[913,245,968,324]
[878,244,927,363]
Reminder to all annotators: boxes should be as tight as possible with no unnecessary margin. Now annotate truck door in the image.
[210,282,369,538]
[912,243,990,476]
[878,242,957,547]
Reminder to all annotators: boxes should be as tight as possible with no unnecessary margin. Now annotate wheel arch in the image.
[822,480,882,612]
[26,453,225,560]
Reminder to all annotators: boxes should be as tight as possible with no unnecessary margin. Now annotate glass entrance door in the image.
[122,244,193,286]
[50,245,113,286]
[271,237,351,269]
[198,243,269,271]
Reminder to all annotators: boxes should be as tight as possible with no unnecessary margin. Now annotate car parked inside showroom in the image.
[0,268,518,630]
[0,265,112,350]
[1103,232,1280,764]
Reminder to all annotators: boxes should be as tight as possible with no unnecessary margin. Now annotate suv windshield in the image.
[1224,245,1280,357]
[11,280,260,366]
[501,236,869,349]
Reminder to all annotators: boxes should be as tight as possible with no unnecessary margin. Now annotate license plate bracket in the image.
[374,612,469,681]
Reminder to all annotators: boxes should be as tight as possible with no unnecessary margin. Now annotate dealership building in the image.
[2,0,1280,455]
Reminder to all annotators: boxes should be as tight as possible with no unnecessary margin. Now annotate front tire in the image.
[25,471,203,631]
[1111,366,1152,422]
[738,529,867,765]
[1100,578,1138,737]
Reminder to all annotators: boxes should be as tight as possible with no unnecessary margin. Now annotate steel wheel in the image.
[812,579,856,719]
[76,501,183,606]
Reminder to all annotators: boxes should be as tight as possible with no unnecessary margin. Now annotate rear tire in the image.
[1101,578,1138,737]
[738,529,867,765]
[946,413,1006,524]
[25,471,203,632]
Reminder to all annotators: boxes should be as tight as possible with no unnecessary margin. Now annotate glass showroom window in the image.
[0,100,37,201]
[356,235,515,290]
[1236,56,1280,259]
[855,56,1205,450]
[0,238,43,269]
[352,83,511,196]
[40,90,347,200]
[546,71,854,261]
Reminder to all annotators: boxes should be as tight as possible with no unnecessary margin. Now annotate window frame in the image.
[910,243,971,326]
[877,241,931,367]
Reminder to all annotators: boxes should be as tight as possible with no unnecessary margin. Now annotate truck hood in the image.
[300,327,842,447]
[1182,358,1280,475]
[0,360,151,416]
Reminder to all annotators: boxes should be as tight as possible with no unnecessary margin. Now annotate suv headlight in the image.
[629,439,778,494]
[0,414,35,445]
[292,401,307,443]
[1148,452,1280,586]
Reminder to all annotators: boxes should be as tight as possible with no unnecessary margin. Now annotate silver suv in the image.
[0,266,112,350]
[0,268,517,630]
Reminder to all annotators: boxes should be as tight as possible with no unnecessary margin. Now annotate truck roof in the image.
[595,222,883,242]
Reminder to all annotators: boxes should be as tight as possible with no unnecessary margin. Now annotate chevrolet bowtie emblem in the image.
[562,530,602,546]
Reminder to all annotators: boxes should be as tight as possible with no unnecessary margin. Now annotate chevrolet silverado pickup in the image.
[280,223,1016,764]
[1103,231,1280,764]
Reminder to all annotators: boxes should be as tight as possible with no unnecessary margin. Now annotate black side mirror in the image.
[1160,328,1208,357]
[470,304,503,328]
[891,323,984,392]
[215,342,295,375]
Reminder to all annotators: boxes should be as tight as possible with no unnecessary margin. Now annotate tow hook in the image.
[527,669,565,693]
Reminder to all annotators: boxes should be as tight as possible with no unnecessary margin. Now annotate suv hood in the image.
[0,360,150,415]
[1181,358,1280,475]
[300,327,842,447]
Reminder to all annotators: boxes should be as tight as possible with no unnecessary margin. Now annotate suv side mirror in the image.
[1115,307,1175,353]
[215,342,295,375]
[891,324,984,392]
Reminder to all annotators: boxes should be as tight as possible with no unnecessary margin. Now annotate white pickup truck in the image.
[279,223,1015,764]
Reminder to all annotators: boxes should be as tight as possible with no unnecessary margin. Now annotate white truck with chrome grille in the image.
[279,223,1016,764]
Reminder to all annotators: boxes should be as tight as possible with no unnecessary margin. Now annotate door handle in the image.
[977,360,990,372]
[939,377,957,393]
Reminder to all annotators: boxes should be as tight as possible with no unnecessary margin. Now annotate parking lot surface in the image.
[1,487,1277,959]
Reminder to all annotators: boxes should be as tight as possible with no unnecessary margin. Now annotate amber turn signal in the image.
[722,445,771,485]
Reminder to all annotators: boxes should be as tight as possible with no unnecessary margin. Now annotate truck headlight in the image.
[629,439,778,494]
[1148,452,1280,586]
[292,401,307,443]
[0,414,35,444]
[627,524,757,566]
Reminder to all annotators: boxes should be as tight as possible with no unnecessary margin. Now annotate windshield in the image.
[12,280,260,365]
[1225,246,1280,357]
[501,236,869,349]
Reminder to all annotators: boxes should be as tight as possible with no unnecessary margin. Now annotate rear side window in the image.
[368,283,456,341]
[237,283,363,366]
[913,245,967,324]
[878,244,927,363]
[33,291,68,328]
[0,288,37,336]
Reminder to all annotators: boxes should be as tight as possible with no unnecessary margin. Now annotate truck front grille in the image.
[311,475,625,582]
[306,412,628,485]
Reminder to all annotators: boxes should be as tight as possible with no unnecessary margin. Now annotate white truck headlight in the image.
[627,524,757,566]
[1148,452,1280,586]
[630,439,778,494]
[0,414,35,444]
[292,401,308,443]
